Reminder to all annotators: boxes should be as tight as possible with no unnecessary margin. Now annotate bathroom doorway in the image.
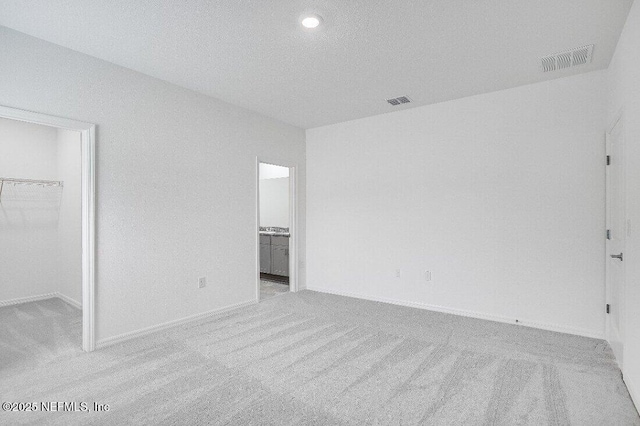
[256,160,297,301]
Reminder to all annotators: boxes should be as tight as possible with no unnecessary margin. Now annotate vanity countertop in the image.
[260,227,289,237]
[260,231,290,237]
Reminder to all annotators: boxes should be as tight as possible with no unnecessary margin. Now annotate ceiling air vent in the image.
[386,96,411,106]
[540,45,594,73]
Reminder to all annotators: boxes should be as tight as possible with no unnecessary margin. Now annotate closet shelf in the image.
[0,177,64,204]
[0,177,63,187]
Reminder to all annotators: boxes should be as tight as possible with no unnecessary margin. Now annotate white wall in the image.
[259,163,290,227]
[56,128,82,306]
[307,70,606,338]
[607,0,640,409]
[260,177,289,228]
[0,26,306,342]
[0,117,59,300]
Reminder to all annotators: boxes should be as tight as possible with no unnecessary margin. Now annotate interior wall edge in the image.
[0,292,59,307]
[95,299,257,350]
[305,287,605,340]
[625,374,640,418]
[56,292,81,310]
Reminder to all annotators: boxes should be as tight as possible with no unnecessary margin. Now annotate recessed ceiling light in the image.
[301,14,322,29]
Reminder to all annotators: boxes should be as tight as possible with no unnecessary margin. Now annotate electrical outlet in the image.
[425,271,432,282]
[198,277,207,289]
[395,269,401,278]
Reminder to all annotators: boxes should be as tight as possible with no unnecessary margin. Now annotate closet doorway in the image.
[256,159,298,301]
[0,106,95,352]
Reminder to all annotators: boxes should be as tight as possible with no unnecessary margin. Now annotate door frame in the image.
[255,156,298,301]
[605,109,625,367]
[0,105,96,352]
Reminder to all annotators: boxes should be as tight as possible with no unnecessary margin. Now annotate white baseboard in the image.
[0,292,82,309]
[57,293,82,310]
[96,299,257,349]
[625,374,640,416]
[0,292,59,307]
[306,286,604,340]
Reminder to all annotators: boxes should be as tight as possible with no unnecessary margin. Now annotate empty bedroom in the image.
[1,0,639,424]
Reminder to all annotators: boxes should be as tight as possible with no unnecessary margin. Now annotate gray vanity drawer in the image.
[271,236,289,246]
[260,235,271,244]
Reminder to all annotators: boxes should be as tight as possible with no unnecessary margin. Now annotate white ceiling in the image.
[0,0,633,129]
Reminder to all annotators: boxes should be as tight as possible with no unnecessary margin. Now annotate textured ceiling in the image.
[0,0,634,129]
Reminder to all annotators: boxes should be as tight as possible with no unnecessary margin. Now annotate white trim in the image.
[605,113,626,368]
[96,299,256,349]
[57,293,82,310]
[0,293,59,307]
[625,374,640,416]
[306,286,605,340]
[255,157,261,303]
[289,165,298,293]
[256,156,299,302]
[81,124,96,352]
[0,292,81,309]
[0,105,93,131]
[0,105,96,352]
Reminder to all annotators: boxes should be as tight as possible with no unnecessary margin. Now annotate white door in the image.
[606,116,625,367]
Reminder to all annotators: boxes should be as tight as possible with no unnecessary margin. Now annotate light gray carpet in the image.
[260,280,289,300]
[1,291,639,425]
[0,297,81,370]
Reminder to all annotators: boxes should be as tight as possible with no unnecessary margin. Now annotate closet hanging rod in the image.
[0,177,63,187]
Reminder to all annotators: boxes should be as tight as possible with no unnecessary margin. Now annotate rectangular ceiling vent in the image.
[386,96,411,106]
[540,45,594,73]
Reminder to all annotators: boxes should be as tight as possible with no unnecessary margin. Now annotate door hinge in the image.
[607,229,611,240]
[606,155,611,165]
[606,304,611,314]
